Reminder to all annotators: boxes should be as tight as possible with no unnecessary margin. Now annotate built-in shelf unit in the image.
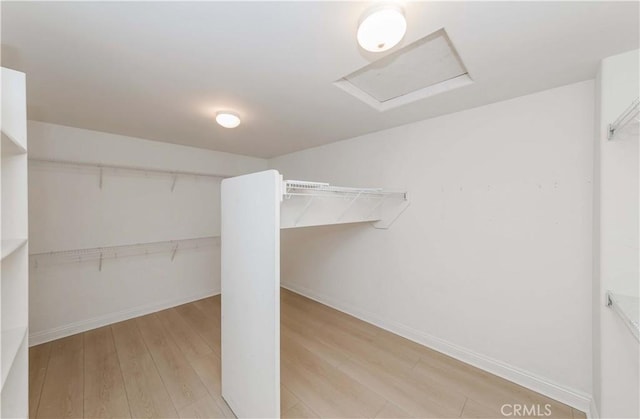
[1,67,29,418]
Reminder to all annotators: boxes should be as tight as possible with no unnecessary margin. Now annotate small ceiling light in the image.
[216,111,241,128]
[357,4,407,52]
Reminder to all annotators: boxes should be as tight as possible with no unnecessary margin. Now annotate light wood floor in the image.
[29,289,586,418]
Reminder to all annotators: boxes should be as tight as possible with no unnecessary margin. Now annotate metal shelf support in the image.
[608,97,640,140]
[606,290,640,343]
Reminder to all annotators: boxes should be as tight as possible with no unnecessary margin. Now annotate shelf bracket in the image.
[295,196,315,226]
[171,174,178,192]
[373,199,411,230]
[605,290,640,343]
[171,243,179,261]
[366,195,389,219]
[283,183,292,200]
[98,252,103,271]
[607,97,640,141]
[336,191,362,221]
[99,167,103,189]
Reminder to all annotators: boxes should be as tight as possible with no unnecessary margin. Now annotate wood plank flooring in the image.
[29,289,586,418]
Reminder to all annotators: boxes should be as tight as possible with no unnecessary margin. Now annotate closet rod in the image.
[29,158,228,178]
[30,236,219,269]
[608,97,639,140]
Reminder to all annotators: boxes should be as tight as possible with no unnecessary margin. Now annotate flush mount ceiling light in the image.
[357,4,407,52]
[216,111,241,128]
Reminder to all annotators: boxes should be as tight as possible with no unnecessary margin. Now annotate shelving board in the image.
[0,326,28,390]
[1,238,27,261]
[1,67,27,152]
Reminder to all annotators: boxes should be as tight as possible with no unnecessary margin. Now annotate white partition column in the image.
[221,170,281,418]
[221,172,407,417]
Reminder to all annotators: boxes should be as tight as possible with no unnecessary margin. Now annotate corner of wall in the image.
[591,60,603,417]
[587,397,600,419]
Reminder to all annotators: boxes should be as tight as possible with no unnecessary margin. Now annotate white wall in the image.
[28,121,267,345]
[594,50,639,419]
[270,81,595,410]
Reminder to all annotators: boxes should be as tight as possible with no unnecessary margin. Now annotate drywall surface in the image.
[221,170,281,418]
[595,49,639,418]
[27,121,266,176]
[28,121,267,344]
[270,81,594,409]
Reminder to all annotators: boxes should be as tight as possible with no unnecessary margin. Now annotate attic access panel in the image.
[335,28,472,111]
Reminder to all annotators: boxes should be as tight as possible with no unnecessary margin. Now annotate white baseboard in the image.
[281,282,592,413]
[29,289,220,346]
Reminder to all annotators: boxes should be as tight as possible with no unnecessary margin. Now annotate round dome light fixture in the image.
[216,111,241,128]
[357,4,407,52]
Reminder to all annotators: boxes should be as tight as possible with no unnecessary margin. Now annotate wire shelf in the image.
[608,97,640,140]
[30,236,219,270]
[283,179,407,199]
[29,158,227,179]
[281,179,409,229]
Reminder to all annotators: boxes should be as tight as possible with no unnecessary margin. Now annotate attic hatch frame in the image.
[220,170,409,418]
[334,27,473,112]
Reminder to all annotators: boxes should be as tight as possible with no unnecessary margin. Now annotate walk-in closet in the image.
[1,1,638,418]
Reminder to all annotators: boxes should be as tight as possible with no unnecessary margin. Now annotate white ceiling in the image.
[2,1,638,158]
